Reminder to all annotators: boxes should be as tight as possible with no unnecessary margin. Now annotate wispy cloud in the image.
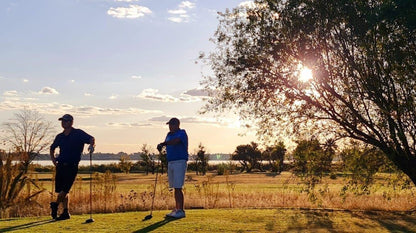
[3,90,18,97]
[167,1,195,23]
[137,88,178,102]
[109,94,118,100]
[107,5,152,19]
[38,87,59,95]
[106,122,153,128]
[84,93,93,97]
[148,115,240,128]
[22,79,29,83]
[0,97,162,116]
[136,88,204,102]
[131,75,142,79]
[183,88,209,97]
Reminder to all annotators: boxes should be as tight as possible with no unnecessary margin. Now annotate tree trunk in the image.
[395,155,416,186]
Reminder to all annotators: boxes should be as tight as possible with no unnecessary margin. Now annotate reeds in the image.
[3,171,416,218]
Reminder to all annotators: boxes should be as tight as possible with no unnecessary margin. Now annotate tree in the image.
[119,154,133,174]
[292,139,333,175]
[202,0,416,184]
[263,141,286,173]
[1,109,54,171]
[232,142,262,172]
[157,147,168,174]
[0,109,52,217]
[340,144,395,195]
[195,143,209,175]
[139,144,156,175]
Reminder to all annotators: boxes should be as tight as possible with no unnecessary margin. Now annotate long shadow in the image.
[133,217,179,233]
[0,219,55,232]
[286,210,336,232]
[352,211,416,233]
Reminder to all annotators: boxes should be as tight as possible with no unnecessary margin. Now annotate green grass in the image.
[2,208,416,233]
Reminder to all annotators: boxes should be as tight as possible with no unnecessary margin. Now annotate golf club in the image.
[143,163,159,221]
[85,150,94,223]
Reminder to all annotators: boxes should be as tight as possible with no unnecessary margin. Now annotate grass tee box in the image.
[2,209,416,233]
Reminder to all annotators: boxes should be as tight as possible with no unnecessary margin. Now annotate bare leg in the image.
[174,188,184,210]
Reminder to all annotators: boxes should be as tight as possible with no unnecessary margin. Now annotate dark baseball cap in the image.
[58,114,74,122]
[166,117,180,125]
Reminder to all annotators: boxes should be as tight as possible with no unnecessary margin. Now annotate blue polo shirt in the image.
[51,128,93,164]
[165,129,189,162]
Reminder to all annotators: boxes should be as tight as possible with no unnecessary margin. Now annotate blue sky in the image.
[0,0,257,154]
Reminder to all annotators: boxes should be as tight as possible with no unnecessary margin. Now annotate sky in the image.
[0,0,258,154]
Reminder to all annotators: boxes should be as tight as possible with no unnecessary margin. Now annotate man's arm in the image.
[50,147,57,166]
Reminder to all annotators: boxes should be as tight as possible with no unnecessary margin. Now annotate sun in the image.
[298,67,313,82]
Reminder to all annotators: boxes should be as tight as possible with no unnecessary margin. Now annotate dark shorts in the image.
[55,163,78,193]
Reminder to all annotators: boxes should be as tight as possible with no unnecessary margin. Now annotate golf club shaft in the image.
[89,151,93,219]
[150,165,158,215]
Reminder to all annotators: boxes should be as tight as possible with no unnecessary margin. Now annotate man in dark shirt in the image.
[50,114,95,220]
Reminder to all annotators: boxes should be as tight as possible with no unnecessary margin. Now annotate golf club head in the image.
[143,214,152,221]
[85,218,94,223]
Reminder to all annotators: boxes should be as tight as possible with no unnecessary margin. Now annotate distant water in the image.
[31,160,240,166]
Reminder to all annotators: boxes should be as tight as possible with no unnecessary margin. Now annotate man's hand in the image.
[157,143,165,152]
[88,144,95,154]
[52,158,57,167]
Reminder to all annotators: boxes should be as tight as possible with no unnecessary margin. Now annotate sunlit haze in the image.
[0,0,257,154]
[299,67,313,82]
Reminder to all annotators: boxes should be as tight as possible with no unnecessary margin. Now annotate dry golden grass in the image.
[5,171,416,218]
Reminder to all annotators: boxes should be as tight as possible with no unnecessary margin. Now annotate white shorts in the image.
[168,160,187,189]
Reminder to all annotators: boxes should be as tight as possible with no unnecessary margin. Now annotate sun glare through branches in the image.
[298,67,313,82]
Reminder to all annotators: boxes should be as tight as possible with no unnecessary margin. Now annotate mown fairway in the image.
[2,208,416,232]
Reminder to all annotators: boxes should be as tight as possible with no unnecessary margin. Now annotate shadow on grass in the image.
[286,210,336,232]
[0,219,55,232]
[353,211,416,233]
[133,217,179,233]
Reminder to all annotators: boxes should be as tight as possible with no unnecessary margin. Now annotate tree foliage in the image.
[194,143,209,175]
[202,0,416,184]
[139,144,156,175]
[232,142,262,172]
[262,141,286,173]
[292,139,333,175]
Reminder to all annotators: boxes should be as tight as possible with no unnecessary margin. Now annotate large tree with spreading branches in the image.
[202,0,416,184]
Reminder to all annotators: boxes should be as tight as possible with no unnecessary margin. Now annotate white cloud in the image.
[239,1,256,8]
[168,9,187,14]
[70,79,75,83]
[131,75,142,79]
[23,79,29,83]
[179,1,195,9]
[108,5,152,19]
[39,87,59,95]
[84,93,93,97]
[109,94,118,100]
[168,17,184,23]
[167,1,195,23]
[115,0,139,2]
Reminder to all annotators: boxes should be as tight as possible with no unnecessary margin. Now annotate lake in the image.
[31,160,241,166]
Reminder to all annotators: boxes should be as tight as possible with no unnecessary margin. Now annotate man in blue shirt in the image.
[157,117,188,219]
[50,114,95,220]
